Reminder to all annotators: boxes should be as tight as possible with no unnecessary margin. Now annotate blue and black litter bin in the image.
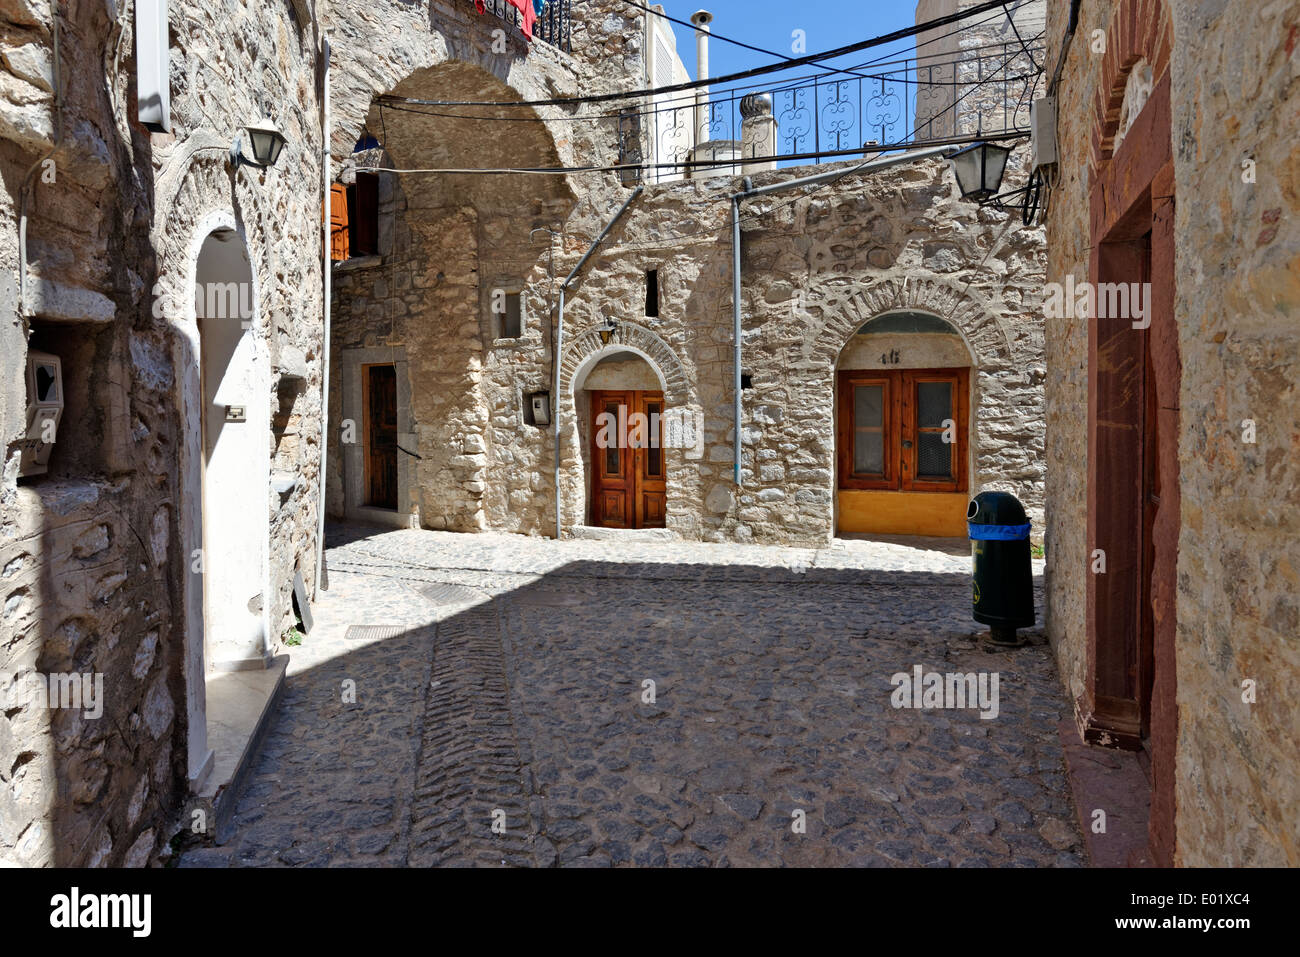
[967,490,1035,646]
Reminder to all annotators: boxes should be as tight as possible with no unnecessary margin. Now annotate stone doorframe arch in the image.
[793,274,1017,370]
[557,320,696,535]
[560,320,692,406]
[151,137,272,791]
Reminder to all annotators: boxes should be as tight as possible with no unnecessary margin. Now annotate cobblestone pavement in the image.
[178,524,1085,868]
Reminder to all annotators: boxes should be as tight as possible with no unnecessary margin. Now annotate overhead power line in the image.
[378,0,1021,109]
[616,0,880,83]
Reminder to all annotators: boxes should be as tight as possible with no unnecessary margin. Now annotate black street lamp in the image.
[947,141,1012,201]
[231,116,288,170]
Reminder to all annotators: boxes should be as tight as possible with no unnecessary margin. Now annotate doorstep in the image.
[567,525,678,542]
[1057,717,1153,867]
[192,655,289,845]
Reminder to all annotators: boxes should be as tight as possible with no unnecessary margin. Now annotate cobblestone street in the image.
[179,524,1084,868]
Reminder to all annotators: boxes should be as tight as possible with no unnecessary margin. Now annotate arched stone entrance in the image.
[833,310,977,537]
[559,322,696,534]
[786,276,1038,543]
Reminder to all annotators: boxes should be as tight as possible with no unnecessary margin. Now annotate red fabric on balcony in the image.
[505,0,536,39]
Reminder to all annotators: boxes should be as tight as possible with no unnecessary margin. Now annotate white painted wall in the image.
[196,233,268,667]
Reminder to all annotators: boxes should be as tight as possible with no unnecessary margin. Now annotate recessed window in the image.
[494,291,523,339]
[329,175,380,262]
[645,269,659,317]
[348,173,379,257]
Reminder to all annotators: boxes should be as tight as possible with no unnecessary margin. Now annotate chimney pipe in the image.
[690,10,713,146]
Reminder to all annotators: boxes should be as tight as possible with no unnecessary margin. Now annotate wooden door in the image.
[836,368,968,492]
[364,364,397,509]
[590,390,666,529]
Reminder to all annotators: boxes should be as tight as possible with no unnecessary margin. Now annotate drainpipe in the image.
[18,0,62,318]
[727,144,959,488]
[554,185,644,540]
[314,35,332,594]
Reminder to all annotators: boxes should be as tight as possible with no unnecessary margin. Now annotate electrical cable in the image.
[617,0,882,83]
[375,0,1022,109]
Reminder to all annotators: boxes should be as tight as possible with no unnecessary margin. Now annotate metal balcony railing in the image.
[476,0,571,52]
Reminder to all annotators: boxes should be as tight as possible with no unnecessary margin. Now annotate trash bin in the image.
[967,491,1035,645]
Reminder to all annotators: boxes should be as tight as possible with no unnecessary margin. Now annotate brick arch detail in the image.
[1091,0,1175,169]
[560,321,693,408]
[795,275,1016,370]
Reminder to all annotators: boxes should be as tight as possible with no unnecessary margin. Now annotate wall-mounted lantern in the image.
[597,315,620,346]
[948,140,1041,225]
[231,116,288,170]
[947,141,1011,202]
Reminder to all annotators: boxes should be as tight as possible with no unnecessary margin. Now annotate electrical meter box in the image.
[528,391,552,428]
[19,350,63,477]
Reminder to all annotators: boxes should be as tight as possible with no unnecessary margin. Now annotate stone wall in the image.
[1044,0,1300,865]
[1,0,324,865]
[326,0,1049,547]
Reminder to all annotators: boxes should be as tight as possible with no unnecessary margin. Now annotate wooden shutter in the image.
[327,183,349,261]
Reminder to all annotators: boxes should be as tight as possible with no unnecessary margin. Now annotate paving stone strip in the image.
[407,602,542,867]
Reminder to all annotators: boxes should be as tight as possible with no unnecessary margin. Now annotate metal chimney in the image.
[690,10,713,146]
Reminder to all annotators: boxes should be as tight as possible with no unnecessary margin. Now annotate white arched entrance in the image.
[171,212,272,789]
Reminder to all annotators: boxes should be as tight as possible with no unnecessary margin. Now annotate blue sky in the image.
[658,0,920,85]
[647,0,926,162]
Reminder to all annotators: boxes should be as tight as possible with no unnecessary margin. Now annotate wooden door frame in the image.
[1082,70,1179,866]
[361,362,397,510]
[836,368,969,493]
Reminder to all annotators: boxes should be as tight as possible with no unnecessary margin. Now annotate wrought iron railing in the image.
[645,41,1044,176]
[476,0,571,52]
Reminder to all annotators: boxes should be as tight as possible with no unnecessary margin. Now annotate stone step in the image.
[191,655,289,846]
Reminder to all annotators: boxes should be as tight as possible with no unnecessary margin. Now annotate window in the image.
[837,368,968,493]
[328,175,379,262]
[493,290,523,339]
[645,269,659,317]
[348,173,379,257]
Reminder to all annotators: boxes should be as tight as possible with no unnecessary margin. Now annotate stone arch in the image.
[561,321,692,408]
[150,139,273,789]
[796,274,1015,370]
[326,3,612,189]
[835,309,979,371]
[1091,0,1174,169]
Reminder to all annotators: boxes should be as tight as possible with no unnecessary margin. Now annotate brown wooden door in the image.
[365,364,397,509]
[837,368,968,493]
[590,390,666,529]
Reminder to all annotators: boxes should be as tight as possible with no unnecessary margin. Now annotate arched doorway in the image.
[833,310,975,537]
[193,229,269,669]
[576,350,668,529]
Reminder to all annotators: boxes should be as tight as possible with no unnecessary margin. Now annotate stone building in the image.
[327,0,1049,546]
[1,1,325,865]
[1042,0,1300,865]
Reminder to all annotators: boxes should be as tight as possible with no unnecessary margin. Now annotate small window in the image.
[348,173,379,257]
[645,269,659,317]
[494,291,523,339]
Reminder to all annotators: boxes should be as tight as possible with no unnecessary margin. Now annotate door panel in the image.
[636,395,667,528]
[837,374,897,490]
[591,390,666,529]
[902,370,967,493]
[365,364,397,509]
